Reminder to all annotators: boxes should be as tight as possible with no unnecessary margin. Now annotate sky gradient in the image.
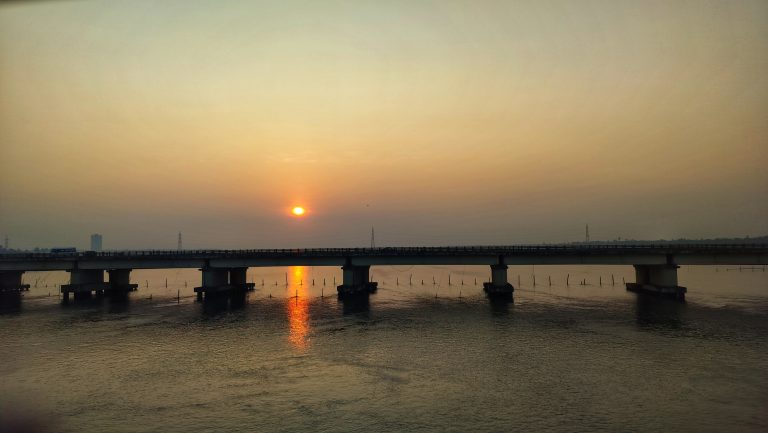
[1,0,767,249]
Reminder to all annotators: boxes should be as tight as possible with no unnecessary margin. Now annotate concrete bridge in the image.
[0,244,766,302]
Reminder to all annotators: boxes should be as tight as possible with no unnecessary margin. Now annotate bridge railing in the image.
[1,243,767,261]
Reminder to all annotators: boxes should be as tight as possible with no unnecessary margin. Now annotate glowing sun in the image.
[291,206,306,216]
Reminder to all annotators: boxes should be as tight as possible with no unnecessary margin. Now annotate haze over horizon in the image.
[1,0,767,250]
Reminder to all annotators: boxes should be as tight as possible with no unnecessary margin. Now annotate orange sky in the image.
[1,0,766,249]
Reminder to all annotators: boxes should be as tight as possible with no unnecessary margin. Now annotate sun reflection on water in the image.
[286,266,310,350]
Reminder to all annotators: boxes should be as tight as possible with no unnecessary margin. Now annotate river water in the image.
[1,264,767,432]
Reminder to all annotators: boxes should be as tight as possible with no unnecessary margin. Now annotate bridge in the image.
[1,244,766,302]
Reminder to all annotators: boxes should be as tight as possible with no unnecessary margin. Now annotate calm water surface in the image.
[2,265,767,432]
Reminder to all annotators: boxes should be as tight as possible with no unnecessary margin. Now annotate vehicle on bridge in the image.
[50,247,77,253]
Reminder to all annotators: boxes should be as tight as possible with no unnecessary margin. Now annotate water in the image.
[2,265,767,432]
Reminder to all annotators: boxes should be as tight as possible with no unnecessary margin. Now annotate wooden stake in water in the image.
[599,276,602,286]
[410,274,413,285]
[533,275,536,286]
[612,274,615,286]
[567,274,570,286]
[397,277,399,285]
[285,273,288,286]
[165,278,167,288]
[177,289,180,303]
[548,276,552,286]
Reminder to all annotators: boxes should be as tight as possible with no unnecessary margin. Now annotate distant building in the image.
[90,233,103,252]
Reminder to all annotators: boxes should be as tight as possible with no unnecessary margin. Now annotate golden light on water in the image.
[286,266,310,350]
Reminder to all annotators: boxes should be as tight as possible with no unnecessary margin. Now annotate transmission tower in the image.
[178,232,182,250]
[585,224,590,243]
[370,227,375,248]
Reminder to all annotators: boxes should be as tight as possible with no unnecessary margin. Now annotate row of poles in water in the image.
[26,273,627,289]
[117,273,629,288]
[248,273,628,287]
[24,264,768,289]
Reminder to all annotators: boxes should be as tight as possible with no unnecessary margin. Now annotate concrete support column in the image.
[483,264,514,299]
[228,267,255,294]
[626,265,686,300]
[108,269,131,286]
[195,268,230,301]
[337,264,377,298]
[0,271,29,294]
[202,268,229,287]
[343,265,370,286]
[229,268,247,285]
[491,264,509,286]
[108,269,138,294]
[70,269,104,285]
[64,269,108,300]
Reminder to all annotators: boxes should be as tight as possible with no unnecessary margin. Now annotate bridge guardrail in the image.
[1,243,767,261]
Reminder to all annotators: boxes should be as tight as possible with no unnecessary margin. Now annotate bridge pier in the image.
[107,269,139,296]
[194,267,255,302]
[483,264,514,299]
[0,271,30,296]
[62,269,110,302]
[626,265,687,301]
[228,267,254,304]
[337,264,377,299]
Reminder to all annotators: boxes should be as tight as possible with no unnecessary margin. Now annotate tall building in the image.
[90,233,103,252]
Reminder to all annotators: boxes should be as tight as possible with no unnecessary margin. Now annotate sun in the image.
[291,206,306,216]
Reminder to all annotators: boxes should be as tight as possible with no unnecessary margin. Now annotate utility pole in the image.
[177,232,182,250]
[370,226,375,248]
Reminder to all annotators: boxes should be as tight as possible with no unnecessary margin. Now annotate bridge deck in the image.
[1,244,767,271]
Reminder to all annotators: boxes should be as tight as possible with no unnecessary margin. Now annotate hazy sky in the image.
[1,0,766,249]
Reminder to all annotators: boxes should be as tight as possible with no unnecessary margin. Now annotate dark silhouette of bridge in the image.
[1,244,766,302]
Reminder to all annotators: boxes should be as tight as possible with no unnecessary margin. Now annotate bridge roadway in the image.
[1,244,766,301]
